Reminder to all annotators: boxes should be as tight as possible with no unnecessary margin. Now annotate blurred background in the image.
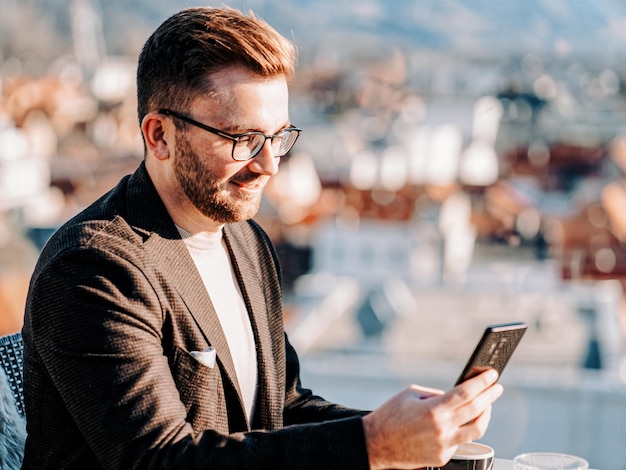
[2,0,626,467]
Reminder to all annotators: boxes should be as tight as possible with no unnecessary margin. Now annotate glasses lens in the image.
[274,129,300,157]
[233,133,265,161]
[233,129,301,160]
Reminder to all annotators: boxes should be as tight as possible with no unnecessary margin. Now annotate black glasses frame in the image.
[159,108,301,161]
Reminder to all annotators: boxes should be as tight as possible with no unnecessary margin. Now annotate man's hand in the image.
[362,369,503,469]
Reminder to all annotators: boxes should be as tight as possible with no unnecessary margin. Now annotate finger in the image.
[444,369,499,408]
[456,404,493,444]
[452,382,503,428]
[461,369,499,392]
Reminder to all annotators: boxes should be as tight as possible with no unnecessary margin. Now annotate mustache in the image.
[230,170,264,185]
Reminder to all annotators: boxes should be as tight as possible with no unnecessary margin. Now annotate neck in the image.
[169,206,225,235]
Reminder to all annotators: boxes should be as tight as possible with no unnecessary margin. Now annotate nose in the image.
[247,140,280,176]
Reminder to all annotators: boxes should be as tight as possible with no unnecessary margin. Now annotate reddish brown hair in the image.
[136,6,297,124]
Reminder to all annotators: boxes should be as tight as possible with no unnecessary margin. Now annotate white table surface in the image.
[495,458,514,469]
[494,457,596,469]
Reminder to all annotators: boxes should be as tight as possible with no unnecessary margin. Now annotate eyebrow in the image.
[226,121,295,135]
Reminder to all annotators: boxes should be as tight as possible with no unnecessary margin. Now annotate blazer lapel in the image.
[148,235,243,394]
[224,225,282,430]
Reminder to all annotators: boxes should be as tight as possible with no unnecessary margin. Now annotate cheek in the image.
[176,134,249,184]
[221,162,254,183]
[195,155,238,184]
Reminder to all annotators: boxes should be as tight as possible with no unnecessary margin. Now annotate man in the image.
[22,6,503,469]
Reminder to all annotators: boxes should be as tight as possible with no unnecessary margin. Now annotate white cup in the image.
[426,442,494,470]
[513,452,589,470]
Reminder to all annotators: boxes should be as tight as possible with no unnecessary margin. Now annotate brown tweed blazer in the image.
[21,163,368,470]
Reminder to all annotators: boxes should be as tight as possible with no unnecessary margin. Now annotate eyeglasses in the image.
[159,109,301,161]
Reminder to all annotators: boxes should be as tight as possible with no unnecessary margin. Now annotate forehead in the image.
[192,65,289,128]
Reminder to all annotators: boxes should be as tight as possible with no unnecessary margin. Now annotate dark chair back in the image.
[0,333,24,416]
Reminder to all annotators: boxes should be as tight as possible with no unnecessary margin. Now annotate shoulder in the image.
[36,165,169,274]
[36,209,144,276]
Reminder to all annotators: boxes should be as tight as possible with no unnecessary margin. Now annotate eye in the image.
[236,134,257,145]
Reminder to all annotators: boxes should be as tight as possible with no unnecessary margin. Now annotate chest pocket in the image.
[171,345,227,433]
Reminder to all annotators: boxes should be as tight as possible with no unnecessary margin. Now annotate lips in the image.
[230,176,266,192]
[234,182,261,191]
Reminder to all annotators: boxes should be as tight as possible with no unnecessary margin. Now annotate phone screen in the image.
[455,322,527,386]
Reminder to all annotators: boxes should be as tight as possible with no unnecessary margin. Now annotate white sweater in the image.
[177,227,258,423]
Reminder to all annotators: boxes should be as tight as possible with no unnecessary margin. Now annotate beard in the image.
[173,133,264,224]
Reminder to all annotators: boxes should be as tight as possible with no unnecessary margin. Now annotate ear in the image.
[142,112,171,160]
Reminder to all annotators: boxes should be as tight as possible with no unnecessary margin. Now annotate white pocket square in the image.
[190,347,216,368]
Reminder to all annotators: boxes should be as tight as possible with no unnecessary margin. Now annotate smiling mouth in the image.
[231,179,265,193]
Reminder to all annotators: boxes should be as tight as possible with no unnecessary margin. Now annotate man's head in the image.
[136,6,297,125]
[138,7,299,230]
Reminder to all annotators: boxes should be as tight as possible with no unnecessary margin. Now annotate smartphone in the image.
[454,322,527,386]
